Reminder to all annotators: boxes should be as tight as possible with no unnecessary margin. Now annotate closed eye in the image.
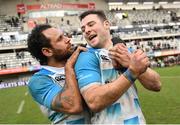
[88,21,95,27]
[57,34,63,42]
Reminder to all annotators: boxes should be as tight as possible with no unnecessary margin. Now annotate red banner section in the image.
[26,4,41,10]
[0,65,40,76]
[88,3,95,10]
[26,2,95,11]
[16,4,26,14]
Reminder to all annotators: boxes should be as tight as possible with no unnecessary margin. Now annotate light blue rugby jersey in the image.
[75,47,146,124]
[28,66,90,124]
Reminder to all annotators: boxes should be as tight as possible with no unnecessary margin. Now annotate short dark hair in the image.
[79,10,107,22]
[27,24,52,65]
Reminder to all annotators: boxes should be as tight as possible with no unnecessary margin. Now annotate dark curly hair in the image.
[27,24,52,65]
[79,10,107,22]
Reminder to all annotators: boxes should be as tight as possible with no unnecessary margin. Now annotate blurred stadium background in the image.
[0,0,180,124]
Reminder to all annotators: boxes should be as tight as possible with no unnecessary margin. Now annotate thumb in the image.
[127,53,132,59]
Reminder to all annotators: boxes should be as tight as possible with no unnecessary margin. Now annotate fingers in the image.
[134,49,147,60]
[116,43,127,51]
[142,57,150,67]
[66,46,87,67]
[115,43,126,48]
[128,49,150,76]
[75,46,87,52]
[70,46,87,59]
[134,49,143,55]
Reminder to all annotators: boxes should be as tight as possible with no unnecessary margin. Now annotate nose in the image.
[64,36,71,44]
[85,26,91,35]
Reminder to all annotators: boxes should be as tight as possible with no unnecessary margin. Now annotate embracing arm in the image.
[109,44,161,92]
[51,66,83,114]
[81,50,148,112]
[82,74,132,112]
[51,46,86,114]
[138,68,161,91]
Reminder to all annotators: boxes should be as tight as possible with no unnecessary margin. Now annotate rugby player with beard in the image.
[27,24,90,124]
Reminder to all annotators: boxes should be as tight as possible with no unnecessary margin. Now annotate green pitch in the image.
[137,65,180,124]
[0,86,50,124]
[0,65,179,124]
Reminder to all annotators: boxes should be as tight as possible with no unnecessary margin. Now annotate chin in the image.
[90,42,97,48]
[91,43,101,49]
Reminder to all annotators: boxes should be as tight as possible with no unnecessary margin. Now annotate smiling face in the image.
[80,14,111,49]
[42,28,74,62]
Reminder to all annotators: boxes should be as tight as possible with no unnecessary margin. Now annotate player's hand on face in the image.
[66,46,87,68]
[109,43,130,68]
[128,49,150,77]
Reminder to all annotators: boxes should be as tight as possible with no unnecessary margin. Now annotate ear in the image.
[41,47,53,57]
[104,20,110,29]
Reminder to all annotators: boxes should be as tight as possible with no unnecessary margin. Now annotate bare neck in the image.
[103,39,113,50]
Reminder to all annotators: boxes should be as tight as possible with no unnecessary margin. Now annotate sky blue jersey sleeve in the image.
[75,51,101,91]
[28,75,62,109]
[128,47,135,53]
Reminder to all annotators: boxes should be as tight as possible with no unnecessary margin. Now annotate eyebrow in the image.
[81,21,95,30]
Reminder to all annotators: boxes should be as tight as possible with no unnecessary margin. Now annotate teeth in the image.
[89,35,96,40]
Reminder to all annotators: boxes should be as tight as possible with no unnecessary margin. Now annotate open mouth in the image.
[89,34,97,41]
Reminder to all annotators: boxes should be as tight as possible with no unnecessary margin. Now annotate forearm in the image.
[52,67,83,114]
[138,68,161,91]
[83,74,132,112]
[65,67,82,106]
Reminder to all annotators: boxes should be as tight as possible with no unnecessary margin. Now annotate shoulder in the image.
[28,68,54,91]
[28,73,53,90]
[78,48,97,59]
[75,49,99,67]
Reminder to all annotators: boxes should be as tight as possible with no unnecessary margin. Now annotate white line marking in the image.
[16,100,25,114]
[161,76,180,78]
[25,91,28,96]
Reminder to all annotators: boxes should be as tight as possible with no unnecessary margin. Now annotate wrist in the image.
[128,66,139,77]
[65,65,74,72]
[123,68,137,84]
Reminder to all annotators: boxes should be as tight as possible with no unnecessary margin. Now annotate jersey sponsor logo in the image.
[100,55,110,61]
[55,75,65,81]
[51,74,65,87]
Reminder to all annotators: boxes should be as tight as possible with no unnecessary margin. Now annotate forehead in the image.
[42,28,63,38]
[81,14,101,26]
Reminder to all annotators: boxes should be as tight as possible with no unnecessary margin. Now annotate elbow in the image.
[88,103,102,113]
[87,99,105,113]
[153,81,162,92]
[151,75,162,92]
[154,75,162,92]
[149,74,162,92]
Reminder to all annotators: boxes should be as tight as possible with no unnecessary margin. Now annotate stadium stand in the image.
[0,0,180,124]
[0,0,179,87]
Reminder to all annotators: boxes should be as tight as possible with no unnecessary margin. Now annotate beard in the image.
[53,50,73,62]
